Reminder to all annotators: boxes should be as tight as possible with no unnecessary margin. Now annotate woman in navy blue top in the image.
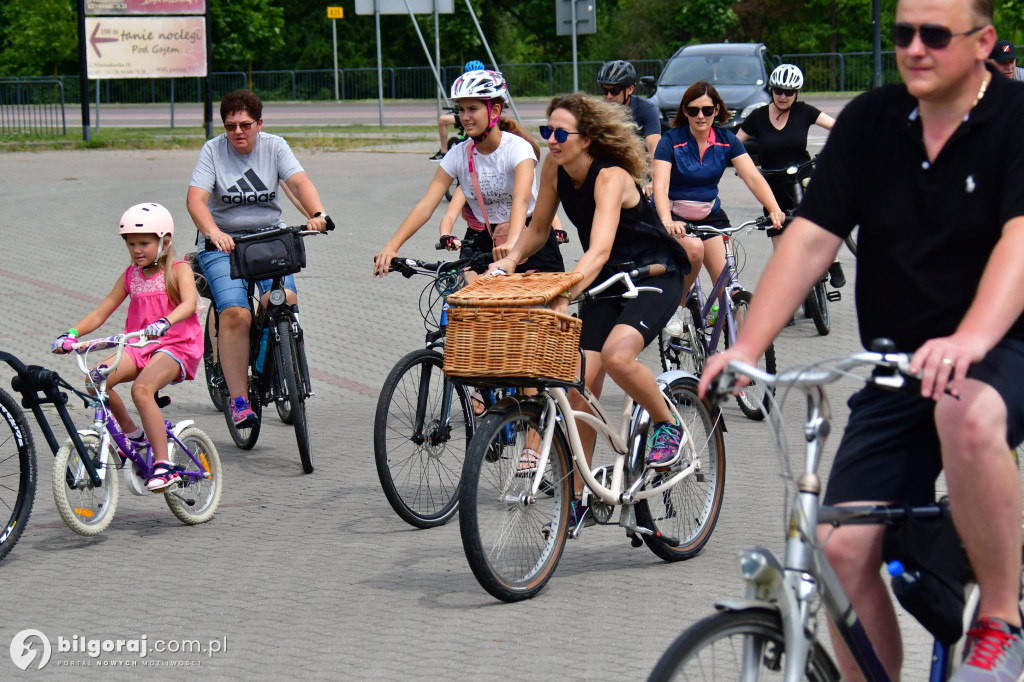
[653,80,784,297]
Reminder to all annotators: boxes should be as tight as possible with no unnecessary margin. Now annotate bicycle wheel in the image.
[274,366,293,425]
[203,306,226,413]
[223,372,262,449]
[805,279,831,336]
[0,388,35,562]
[459,399,573,602]
[648,609,840,681]
[636,376,725,561]
[374,349,474,528]
[727,290,777,420]
[844,225,858,258]
[52,433,119,536]
[165,426,223,524]
[277,318,312,473]
[658,299,706,375]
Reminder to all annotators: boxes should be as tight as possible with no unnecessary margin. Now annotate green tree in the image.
[209,0,285,78]
[0,0,78,77]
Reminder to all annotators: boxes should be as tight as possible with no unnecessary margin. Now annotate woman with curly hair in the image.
[496,93,696,525]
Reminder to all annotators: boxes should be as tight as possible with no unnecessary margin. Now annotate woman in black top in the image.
[497,94,695,513]
[738,64,845,286]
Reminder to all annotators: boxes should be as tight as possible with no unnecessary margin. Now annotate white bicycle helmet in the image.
[769,64,804,91]
[450,69,508,102]
[119,202,174,239]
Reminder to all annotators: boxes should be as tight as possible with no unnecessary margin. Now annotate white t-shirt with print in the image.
[189,132,304,241]
[440,132,537,224]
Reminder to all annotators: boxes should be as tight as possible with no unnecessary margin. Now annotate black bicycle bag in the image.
[229,232,306,281]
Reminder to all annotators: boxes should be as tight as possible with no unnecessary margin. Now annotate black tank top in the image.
[557,158,690,275]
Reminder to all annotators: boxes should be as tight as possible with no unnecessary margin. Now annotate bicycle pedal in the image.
[827,291,842,302]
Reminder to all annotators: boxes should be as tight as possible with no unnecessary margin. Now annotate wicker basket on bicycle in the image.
[443,272,584,386]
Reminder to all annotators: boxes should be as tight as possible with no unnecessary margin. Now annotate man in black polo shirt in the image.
[699,0,1024,679]
[597,60,661,193]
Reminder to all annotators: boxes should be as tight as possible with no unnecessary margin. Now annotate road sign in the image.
[354,0,453,15]
[327,6,344,19]
[84,17,207,79]
[85,0,206,15]
[556,0,596,36]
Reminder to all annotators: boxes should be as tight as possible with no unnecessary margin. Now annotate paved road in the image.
[0,141,944,681]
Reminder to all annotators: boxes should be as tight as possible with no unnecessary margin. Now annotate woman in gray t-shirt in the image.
[186,89,329,429]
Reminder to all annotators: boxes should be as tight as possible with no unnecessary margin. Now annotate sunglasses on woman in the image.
[224,120,257,132]
[539,126,582,143]
[890,22,982,49]
[684,105,717,118]
[772,88,796,97]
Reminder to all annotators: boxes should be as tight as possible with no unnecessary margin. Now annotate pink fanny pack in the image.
[671,199,715,221]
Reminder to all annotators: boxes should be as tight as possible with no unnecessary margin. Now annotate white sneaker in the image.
[664,308,687,338]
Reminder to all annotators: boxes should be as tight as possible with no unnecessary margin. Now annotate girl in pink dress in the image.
[51,203,203,492]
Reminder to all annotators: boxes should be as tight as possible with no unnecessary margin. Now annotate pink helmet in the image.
[119,202,174,239]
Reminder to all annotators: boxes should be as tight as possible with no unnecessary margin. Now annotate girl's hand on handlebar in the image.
[373,246,399,278]
[486,256,516,275]
[307,214,329,232]
[208,229,236,254]
[768,210,787,230]
[491,243,512,262]
[439,234,461,251]
[665,220,690,238]
[51,333,77,354]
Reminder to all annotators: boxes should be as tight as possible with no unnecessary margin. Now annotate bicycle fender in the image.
[713,600,780,616]
[655,369,700,386]
[171,420,196,438]
[75,428,100,437]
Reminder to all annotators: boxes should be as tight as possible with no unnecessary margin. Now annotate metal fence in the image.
[0,78,66,135]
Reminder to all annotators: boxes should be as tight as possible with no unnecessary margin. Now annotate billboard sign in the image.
[85,0,206,14]
[84,17,207,79]
[354,0,453,14]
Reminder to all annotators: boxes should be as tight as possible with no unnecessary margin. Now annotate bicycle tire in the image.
[278,318,313,473]
[52,433,119,536]
[648,609,840,681]
[275,367,293,425]
[203,306,226,413]
[165,426,223,524]
[844,225,858,258]
[0,387,35,561]
[727,290,776,420]
[223,372,262,449]
[459,399,572,602]
[658,299,706,375]
[636,376,725,561]
[806,279,831,336]
[374,348,474,528]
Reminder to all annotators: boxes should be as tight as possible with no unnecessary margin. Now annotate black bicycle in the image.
[202,221,332,473]
[760,158,842,336]
[374,246,492,528]
[0,353,38,562]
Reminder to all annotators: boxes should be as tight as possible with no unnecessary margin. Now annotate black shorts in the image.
[822,337,1024,506]
[579,271,685,352]
[460,220,565,273]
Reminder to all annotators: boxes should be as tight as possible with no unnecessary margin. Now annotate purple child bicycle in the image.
[51,331,223,536]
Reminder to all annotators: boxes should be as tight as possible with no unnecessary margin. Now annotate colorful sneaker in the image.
[230,396,259,428]
[543,498,593,538]
[828,261,847,288]
[664,307,687,338]
[146,461,181,492]
[428,150,445,161]
[646,420,684,469]
[951,617,1024,682]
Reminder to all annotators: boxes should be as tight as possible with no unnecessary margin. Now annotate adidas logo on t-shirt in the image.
[223,169,276,204]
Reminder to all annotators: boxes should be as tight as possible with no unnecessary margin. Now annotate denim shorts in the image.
[195,249,296,312]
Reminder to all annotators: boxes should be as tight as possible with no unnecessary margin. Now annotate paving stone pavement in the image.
[0,143,955,680]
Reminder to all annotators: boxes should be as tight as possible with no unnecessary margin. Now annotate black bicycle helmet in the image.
[596,60,637,87]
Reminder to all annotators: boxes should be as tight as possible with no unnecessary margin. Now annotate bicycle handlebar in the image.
[759,155,818,178]
[684,216,772,238]
[204,219,335,251]
[68,331,157,379]
[387,248,491,279]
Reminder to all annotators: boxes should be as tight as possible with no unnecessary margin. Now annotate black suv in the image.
[642,43,778,132]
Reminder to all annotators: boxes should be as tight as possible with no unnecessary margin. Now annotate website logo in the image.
[222,169,276,205]
[10,629,51,671]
